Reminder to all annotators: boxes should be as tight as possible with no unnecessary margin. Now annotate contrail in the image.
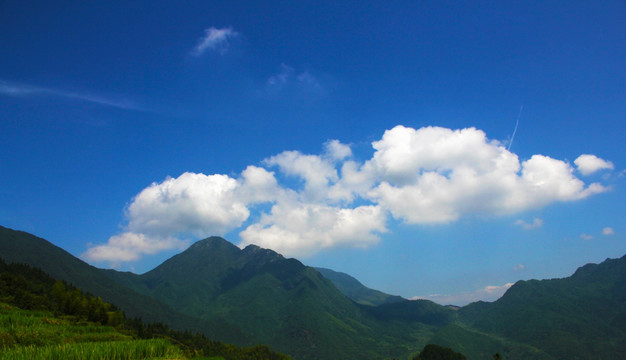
[508,105,524,151]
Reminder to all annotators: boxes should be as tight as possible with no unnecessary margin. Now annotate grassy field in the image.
[0,302,184,360]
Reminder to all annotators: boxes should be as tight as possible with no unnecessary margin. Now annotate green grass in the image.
[0,303,183,360]
[0,339,183,360]
[0,304,129,347]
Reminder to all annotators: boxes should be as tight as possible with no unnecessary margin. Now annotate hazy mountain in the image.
[459,255,626,359]
[315,267,405,306]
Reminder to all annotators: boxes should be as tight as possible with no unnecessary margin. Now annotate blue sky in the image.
[1,1,624,305]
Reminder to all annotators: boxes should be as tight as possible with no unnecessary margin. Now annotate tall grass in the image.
[0,338,182,360]
[0,307,129,347]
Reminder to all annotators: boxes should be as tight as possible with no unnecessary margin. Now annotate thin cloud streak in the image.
[191,27,238,56]
[0,80,144,111]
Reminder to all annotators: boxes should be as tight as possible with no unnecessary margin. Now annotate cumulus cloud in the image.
[365,126,606,224]
[515,218,543,230]
[602,227,614,235]
[88,124,611,265]
[413,282,514,306]
[191,27,238,56]
[84,232,188,264]
[265,150,339,202]
[580,233,593,240]
[574,154,614,175]
[84,168,279,263]
[239,200,387,258]
[324,140,352,161]
[126,172,250,237]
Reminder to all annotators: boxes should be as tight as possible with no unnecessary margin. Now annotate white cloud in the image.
[91,124,611,265]
[265,150,338,202]
[512,264,526,271]
[86,170,280,265]
[126,172,250,237]
[324,139,352,161]
[237,165,283,204]
[602,227,614,235]
[239,199,386,258]
[365,126,607,224]
[574,154,614,175]
[191,27,238,56]
[515,218,543,230]
[412,282,514,306]
[580,233,593,240]
[84,232,188,263]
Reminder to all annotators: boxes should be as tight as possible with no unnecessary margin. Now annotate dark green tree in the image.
[414,344,467,360]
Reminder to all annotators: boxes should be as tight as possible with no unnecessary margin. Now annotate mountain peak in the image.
[241,243,284,262]
[189,236,239,251]
[143,236,240,279]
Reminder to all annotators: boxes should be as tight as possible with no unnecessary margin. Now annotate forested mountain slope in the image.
[315,266,405,306]
[2,225,624,360]
[459,255,626,359]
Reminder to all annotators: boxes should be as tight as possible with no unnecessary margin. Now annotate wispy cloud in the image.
[602,227,614,235]
[191,27,238,56]
[267,64,295,87]
[0,80,143,111]
[412,282,515,306]
[580,233,593,240]
[512,264,526,271]
[265,64,323,94]
[515,217,543,230]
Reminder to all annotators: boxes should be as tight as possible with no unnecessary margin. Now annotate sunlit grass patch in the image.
[0,338,183,360]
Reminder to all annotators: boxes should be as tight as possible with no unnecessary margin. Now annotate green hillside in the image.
[0,304,182,360]
[105,237,445,360]
[0,225,248,343]
[2,225,625,360]
[459,255,626,360]
[315,267,405,306]
[0,256,291,360]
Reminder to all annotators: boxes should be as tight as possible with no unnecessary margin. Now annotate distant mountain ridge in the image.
[1,224,625,360]
[315,267,405,306]
[459,254,626,360]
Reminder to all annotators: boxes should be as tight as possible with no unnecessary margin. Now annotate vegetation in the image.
[413,344,467,360]
[98,237,445,360]
[1,337,182,360]
[2,225,626,360]
[0,257,290,360]
[459,255,626,359]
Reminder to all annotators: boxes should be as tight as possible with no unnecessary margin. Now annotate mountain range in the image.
[1,225,624,360]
